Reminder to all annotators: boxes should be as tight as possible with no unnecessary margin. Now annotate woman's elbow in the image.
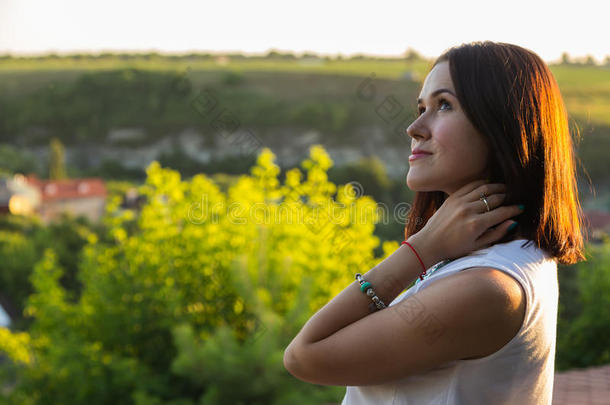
[283,344,305,379]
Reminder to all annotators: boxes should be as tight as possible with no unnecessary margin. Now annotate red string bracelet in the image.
[401,240,428,280]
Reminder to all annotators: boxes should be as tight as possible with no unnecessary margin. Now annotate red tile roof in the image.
[24,175,107,202]
[552,364,610,405]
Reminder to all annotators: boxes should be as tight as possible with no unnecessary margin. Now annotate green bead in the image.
[360,282,372,293]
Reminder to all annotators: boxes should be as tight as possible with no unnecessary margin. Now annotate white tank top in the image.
[341,238,559,405]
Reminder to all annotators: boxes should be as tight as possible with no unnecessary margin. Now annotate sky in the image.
[0,0,607,64]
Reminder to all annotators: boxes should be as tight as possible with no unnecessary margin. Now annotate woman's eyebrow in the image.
[417,88,456,104]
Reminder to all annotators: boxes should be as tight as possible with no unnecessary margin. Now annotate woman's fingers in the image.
[464,186,506,214]
[421,179,521,260]
[455,179,490,198]
[467,183,506,202]
[477,219,517,246]
[474,193,505,212]
[479,204,524,233]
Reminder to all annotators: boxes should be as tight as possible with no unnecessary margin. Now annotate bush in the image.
[221,71,245,86]
[0,214,98,331]
[0,145,40,175]
[0,145,389,404]
[556,239,610,370]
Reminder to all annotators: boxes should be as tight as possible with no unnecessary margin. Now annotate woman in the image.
[283,41,587,404]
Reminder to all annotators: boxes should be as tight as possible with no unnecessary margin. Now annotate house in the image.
[22,174,108,224]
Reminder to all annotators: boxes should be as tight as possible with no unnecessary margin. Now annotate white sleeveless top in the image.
[341,238,559,405]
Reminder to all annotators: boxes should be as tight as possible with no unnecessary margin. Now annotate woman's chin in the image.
[406,178,437,192]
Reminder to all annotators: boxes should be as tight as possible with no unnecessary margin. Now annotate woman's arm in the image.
[284,233,438,353]
[283,181,525,384]
[283,264,525,386]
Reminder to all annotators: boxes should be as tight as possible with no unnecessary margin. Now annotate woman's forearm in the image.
[287,234,439,347]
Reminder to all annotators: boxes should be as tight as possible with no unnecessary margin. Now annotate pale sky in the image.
[0,0,607,63]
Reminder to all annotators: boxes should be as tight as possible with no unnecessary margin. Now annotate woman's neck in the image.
[506,231,526,242]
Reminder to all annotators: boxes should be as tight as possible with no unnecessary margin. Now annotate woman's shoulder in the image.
[463,237,547,262]
[423,238,550,286]
[392,237,554,306]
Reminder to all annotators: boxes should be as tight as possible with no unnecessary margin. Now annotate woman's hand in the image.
[408,179,524,268]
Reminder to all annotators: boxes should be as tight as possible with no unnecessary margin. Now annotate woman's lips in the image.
[409,153,432,161]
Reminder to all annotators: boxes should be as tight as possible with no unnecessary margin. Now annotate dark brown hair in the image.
[404,41,588,265]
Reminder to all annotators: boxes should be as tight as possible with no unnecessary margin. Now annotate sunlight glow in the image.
[0,0,607,63]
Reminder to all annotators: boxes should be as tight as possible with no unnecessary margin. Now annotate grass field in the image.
[1,55,609,127]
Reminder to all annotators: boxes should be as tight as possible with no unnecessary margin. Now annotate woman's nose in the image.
[406,119,429,140]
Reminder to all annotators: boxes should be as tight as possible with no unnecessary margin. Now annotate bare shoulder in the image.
[442,267,527,360]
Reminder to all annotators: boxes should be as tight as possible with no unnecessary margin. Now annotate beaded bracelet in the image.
[354,241,430,311]
[355,273,387,312]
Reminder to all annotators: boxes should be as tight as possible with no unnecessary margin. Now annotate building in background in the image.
[0,174,107,224]
[24,175,107,224]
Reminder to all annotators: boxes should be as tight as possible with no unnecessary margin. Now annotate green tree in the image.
[584,55,597,66]
[0,214,99,331]
[49,137,66,180]
[404,47,423,62]
[556,239,610,370]
[0,144,39,175]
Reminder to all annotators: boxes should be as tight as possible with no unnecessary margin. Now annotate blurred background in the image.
[0,1,608,404]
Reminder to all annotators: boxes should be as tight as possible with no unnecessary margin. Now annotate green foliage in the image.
[49,137,66,180]
[403,47,424,62]
[0,66,420,146]
[157,147,257,179]
[288,100,350,133]
[220,71,245,86]
[2,62,609,188]
[0,214,99,331]
[0,145,389,404]
[0,226,38,327]
[328,156,392,203]
[0,144,40,176]
[1,68,195,145]
[556,240,610,370]
[327,157,414,255]
[81,159,147,182]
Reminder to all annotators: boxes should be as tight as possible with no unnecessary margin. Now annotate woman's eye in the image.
[417,98,451,116]
[439,98,451,111]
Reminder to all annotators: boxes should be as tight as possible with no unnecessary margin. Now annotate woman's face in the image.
[406,61,491,196]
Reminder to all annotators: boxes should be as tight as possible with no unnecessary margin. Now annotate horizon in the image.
[1,0,607,65]
[0,49,606,66]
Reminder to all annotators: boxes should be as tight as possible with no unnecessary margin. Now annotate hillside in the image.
[0,54,608,187]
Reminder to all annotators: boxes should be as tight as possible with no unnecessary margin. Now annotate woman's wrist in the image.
[405,233,443,271]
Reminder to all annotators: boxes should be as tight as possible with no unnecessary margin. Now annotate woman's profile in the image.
[283,41,587,405]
